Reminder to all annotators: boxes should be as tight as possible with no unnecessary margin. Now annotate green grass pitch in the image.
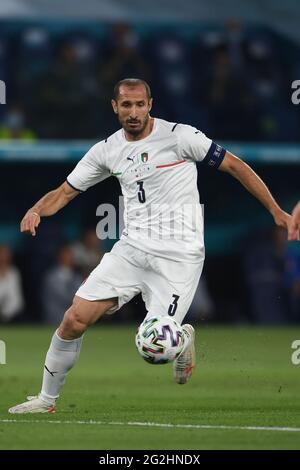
[0,325,300,450]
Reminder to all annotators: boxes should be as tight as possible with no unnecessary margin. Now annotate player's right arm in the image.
[20,182,80,236]
[21,141,110,237]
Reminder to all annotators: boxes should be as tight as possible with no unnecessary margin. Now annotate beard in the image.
[119,114,149,137]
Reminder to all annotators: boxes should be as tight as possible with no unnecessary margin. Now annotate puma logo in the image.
[44,365,58,377]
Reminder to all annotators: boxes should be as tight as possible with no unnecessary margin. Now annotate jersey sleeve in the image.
[66,141,110,192]
[176,124,226,168]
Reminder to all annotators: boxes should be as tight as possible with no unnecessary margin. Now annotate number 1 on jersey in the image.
[137,181,146,203]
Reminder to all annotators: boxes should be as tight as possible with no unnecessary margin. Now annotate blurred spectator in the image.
[101,23,150,93]
[18,27,54,84]
[148,33,199,123]
[0,20,297,141]
[71,228,104,277]
[32,41,103,138]
[0,105,36,140]
[198,19,248,73]
[187,277,215,322]
[100,23,150,133]
[42,244,83,324]
[207,48,259,140]
[224,18,247,71]
[243,226,289,324]
[285,251,300,322]
[0,245,24,322]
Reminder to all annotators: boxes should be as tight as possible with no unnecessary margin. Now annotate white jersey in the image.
[67,118,225,263]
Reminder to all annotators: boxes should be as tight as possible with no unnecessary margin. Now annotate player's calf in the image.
[8,296,118,415]
[58,307,89,339]
[57,296,118,339]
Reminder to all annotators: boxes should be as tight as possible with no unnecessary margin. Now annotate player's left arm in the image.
[218,151,291,230]
[288,201,300,241]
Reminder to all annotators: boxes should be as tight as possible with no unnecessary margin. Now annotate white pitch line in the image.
[1,419,300,433]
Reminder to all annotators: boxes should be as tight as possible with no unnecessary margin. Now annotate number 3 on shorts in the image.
[168,294,180,316]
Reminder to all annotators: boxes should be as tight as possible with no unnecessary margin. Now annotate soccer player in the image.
[9,78,291,413]
[288,201,300,241]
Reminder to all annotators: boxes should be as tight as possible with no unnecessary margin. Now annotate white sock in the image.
[39,330,83,403]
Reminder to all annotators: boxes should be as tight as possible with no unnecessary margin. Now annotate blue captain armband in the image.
[201,142,226,168]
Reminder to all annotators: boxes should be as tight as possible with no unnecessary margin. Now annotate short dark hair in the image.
[113,78,151,100]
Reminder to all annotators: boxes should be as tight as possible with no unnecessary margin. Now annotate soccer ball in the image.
[135,316,185,364]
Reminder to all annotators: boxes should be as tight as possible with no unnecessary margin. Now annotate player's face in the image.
[111,85,153,138]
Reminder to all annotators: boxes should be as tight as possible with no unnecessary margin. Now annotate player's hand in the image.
[288,201,300,241]
[272,208,291,232]
[20,210,41,236]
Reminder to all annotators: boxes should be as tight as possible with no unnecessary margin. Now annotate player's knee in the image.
[60,305,88,338]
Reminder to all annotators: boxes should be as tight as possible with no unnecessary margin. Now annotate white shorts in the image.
[76,240,204,324]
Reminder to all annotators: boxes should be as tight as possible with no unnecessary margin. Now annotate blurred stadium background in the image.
[0,0,300,327]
